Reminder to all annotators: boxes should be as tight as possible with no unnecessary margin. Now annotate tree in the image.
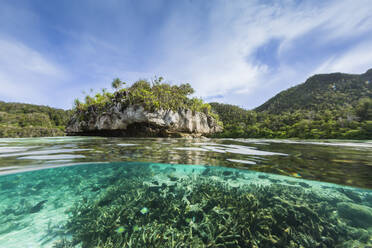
[74,98,82,109]
[178,83,194,96]
[152,76,164,85]
[355,98,372,121]
[112,78,123,90]
[129,79,151,91]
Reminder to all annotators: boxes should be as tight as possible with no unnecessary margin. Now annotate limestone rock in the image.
[66,104,222,137]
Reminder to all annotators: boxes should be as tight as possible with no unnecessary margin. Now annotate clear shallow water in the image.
[0,137,371,188]
[0,162,372,248]
[0,137,372,247]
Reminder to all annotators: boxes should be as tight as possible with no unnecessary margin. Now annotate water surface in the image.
[1,137,371,188]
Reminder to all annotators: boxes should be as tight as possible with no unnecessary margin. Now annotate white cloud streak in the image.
[151,0,372,107]
[0,38,67,105]
[314,41,372,74]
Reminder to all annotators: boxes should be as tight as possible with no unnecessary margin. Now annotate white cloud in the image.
[314,41,372,74]
[150,0,372,105]
[0,38,67,105]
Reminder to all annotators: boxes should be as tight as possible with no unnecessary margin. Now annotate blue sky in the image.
[1,0,372,110]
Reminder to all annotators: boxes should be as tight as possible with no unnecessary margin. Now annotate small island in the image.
[66,77,223,138]
[1,69,371,139]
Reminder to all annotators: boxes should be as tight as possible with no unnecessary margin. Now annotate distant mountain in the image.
[255,69,372,114]
[210,68,372,139]
[0,101,72,138]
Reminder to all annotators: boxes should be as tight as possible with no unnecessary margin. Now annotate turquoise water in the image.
[0,137,372,247]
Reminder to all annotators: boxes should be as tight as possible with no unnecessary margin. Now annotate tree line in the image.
[210,98,372,139]
[0,101,72,138]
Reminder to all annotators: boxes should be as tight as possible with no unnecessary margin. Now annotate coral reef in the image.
[55,165,372,248]
[337,202,372,228]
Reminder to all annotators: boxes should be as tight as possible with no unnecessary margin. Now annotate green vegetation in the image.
[211,99,372,139]
[211,69,372,139]
[74,77,219,121]
[255,70,372,114]
[0,101,72,138]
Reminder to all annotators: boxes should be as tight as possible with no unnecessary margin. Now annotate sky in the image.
[1,0,372,110]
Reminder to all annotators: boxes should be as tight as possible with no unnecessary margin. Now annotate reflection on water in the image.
[0,162,371,247]
[0,137,371,189]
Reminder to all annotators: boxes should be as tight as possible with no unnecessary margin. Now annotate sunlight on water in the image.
[226,158,256,164]
[17,154,86,160]
[0,149,90,158]
[0,147,33,154]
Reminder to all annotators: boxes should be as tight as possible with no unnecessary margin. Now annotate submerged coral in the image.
[54,165,372,248]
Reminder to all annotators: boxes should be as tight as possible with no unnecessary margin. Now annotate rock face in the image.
[66,104,222,137]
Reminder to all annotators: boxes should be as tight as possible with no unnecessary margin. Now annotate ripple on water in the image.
[17,154,86,160]
[226,159,256,165]
[0,136,105,144]
[199,144,287,156]
[201,145,227,153]
[222,144,287,156]
[0,147,34,154]
[173,147,209,152]
[237,139,372,149]
[0,148,91,158]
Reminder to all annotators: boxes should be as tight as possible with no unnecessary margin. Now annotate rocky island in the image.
[66,78,222,137]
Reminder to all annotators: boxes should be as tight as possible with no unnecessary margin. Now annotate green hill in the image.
[211,69,372,139]
[255,69,372,114]
[0,101,72,138]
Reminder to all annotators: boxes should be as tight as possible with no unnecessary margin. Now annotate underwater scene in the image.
[0,137,372,247]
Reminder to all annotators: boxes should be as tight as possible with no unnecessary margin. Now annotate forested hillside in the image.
[211,99,371,139]
[255,69,372,114]
[211,69,372,139]
[0,101,72,138]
